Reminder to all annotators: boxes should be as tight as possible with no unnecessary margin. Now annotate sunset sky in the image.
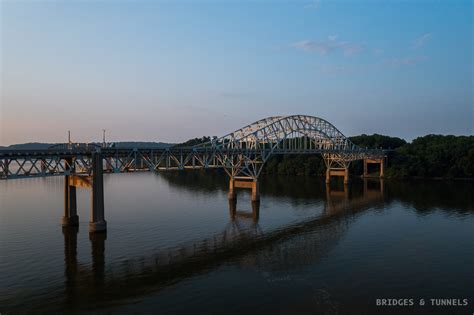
[1,0,472,145]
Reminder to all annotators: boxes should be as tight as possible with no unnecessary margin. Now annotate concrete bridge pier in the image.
[89,152,107,233]
[251,181,260,202]
[325,167,350,185]
[228,179,236,200]
[62,158,79,227]
[363,158,384,178]
[228,178,260,202]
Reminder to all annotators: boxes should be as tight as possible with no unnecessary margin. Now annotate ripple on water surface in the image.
[0,173,473,314]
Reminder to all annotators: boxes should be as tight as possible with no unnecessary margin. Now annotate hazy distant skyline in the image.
[1,0,472,146]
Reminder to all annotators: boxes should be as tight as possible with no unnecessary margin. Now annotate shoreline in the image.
[260,172,474,181]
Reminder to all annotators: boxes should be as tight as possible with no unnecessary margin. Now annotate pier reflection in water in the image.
[62,227,106,309]
[56,177,385,312]
[0,172,472,314]
[228,200,260,223]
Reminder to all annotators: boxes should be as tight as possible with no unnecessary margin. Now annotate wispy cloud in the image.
[292,37,363,56]
[413,33,432,49]
[305,0,321,10]
[384,56,428,67]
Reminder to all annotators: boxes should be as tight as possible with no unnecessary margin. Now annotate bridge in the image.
[0,115,386,232]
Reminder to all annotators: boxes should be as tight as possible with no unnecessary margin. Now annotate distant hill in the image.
[110,142,174,149]
[0,142,54,150]
[0,142,175,150]
[172,136,212,148]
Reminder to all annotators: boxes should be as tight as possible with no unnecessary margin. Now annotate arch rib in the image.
[192,115,384,197]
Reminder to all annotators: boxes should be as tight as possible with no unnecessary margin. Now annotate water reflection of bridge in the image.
[39,179,384,312]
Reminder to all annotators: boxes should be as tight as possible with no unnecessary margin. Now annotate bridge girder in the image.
[196,115,384,180]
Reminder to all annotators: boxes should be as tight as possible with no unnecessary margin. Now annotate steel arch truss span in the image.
[196,115,383,179]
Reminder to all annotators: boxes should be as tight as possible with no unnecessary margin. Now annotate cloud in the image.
[384,56,428,67]
[292,37,363,56]
[305,0,321,9]
[413,33,432,49]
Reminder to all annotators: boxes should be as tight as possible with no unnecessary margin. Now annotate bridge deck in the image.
[0,146,385,180]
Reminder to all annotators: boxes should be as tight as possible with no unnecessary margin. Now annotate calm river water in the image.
[1,172,473,314]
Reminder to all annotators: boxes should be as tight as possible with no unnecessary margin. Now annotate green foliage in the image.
[264,134,473,179]
[174,136,211,147]
[263,155,326,176]
[386,135,474,178]
[349,134,406,149]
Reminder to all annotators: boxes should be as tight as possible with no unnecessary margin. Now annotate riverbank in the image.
[361,174,474,181]
[262,134,473,180]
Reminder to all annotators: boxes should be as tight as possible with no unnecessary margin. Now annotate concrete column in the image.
[344,168,350,185]
[89,153,107,233]
[62,158,78,227]
[251,180,260,202]
[62,181,79,226]
[228,179,236,200]
[380,159,384,178]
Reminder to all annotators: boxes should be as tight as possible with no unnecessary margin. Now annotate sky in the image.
[1,0,472,145]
